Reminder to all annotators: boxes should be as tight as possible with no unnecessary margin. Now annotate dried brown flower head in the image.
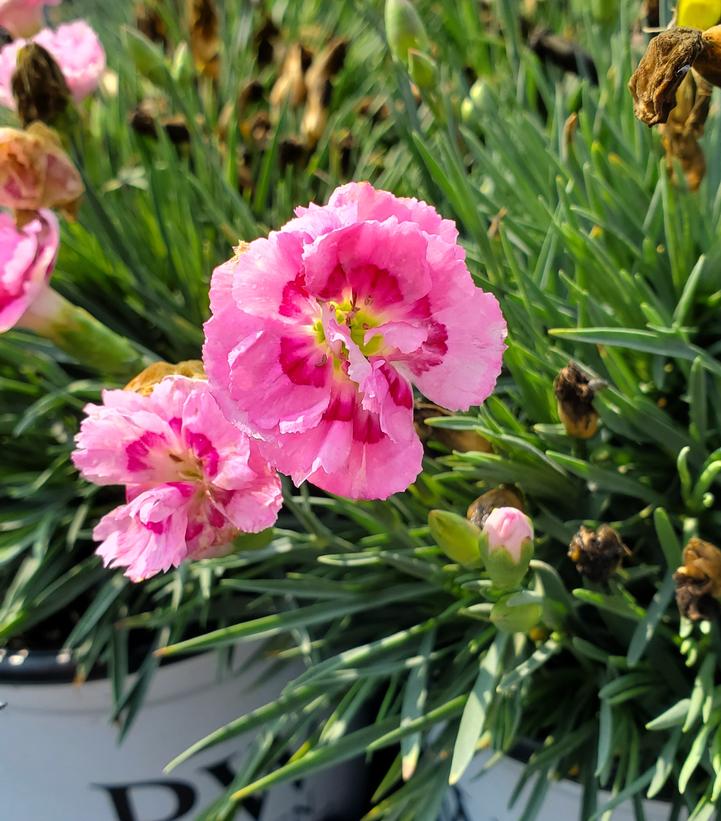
[125,360,205,396]
[414,401,492,455]
[130,99,191,145]
[467,486,525,529]
[554,362,601,439]
[674,538,721,620]
[11,43,71,127]
[569,525,629,583]
[255,17,280,68]
[302,37,348,148]
[629,27,704,125]
[186,0,220,80]
[270,43,312,110]
[135,2,168,51]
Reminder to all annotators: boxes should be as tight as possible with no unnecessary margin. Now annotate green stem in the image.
[18,286,155,379]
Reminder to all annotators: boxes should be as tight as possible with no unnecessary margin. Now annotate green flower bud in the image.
[491,591,543,634]
[123,26,172,89]
[407,48,437,91]
[384,0,430,65]
[480,507,534,590]
[428,510,482,568]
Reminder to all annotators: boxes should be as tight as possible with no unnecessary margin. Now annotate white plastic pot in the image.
[443,751,678,820]
[0,646,363,821]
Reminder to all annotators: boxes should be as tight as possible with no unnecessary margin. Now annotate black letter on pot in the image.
[92,780,196,821]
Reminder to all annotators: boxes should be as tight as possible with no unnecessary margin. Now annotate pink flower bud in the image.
[0,122,83,215]
[0,207,58,332]
[484,506,534,561]
[481,506,534,590]
[0,0,60,39]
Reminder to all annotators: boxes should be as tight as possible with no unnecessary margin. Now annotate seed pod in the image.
[11,43,71,127]
[125,360,206,396]
[554,362,600,439]
[467,486,525,529]
[568,524,629,583]
[673,538,721,621]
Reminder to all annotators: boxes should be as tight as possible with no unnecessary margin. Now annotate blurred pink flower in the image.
[72,376,283,582]
[0,122,83,214]
[0,20,105,108]
[204,181,506,500]
[483,506,534,562]
[0,206,58,332]
[0,0,60,38]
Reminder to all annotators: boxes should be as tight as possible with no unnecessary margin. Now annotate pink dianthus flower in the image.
[0,20,105,108]
[72,376,283,582]
[203,181,506,500]
[0,206,58,332]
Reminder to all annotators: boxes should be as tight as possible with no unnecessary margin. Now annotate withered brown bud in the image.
[135,3,168,51]
[467,486,525,529]
[241,110,272,148]
[270,43,311,110]
[255,18,280,68]
[130,100,190,145]
[278,137,307,169]
[554,362,600,439]
[414,401,492,455]
[660,70,711,191]
[125,360,205,396]
[629,28,704,125]
[673,538,721,621]
[11,43,71,127]
[186,0,220,80]
[568,525,629,583]
[301,38,347,148]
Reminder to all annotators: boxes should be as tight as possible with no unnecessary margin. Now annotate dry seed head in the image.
[568,524,629,583]
[554,362,600,439]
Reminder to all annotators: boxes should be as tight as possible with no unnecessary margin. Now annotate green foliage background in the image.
[3,0,721,818]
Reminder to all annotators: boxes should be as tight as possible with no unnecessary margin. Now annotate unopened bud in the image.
[480,507,534,590]
[674,537,721,621]
[428,509,482,568]
[491,591,542,633]
[12,43,71,127]
[408,48,437,91]
[554,362,601,439]
[384,0,430,66]
[568,524,628,583]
